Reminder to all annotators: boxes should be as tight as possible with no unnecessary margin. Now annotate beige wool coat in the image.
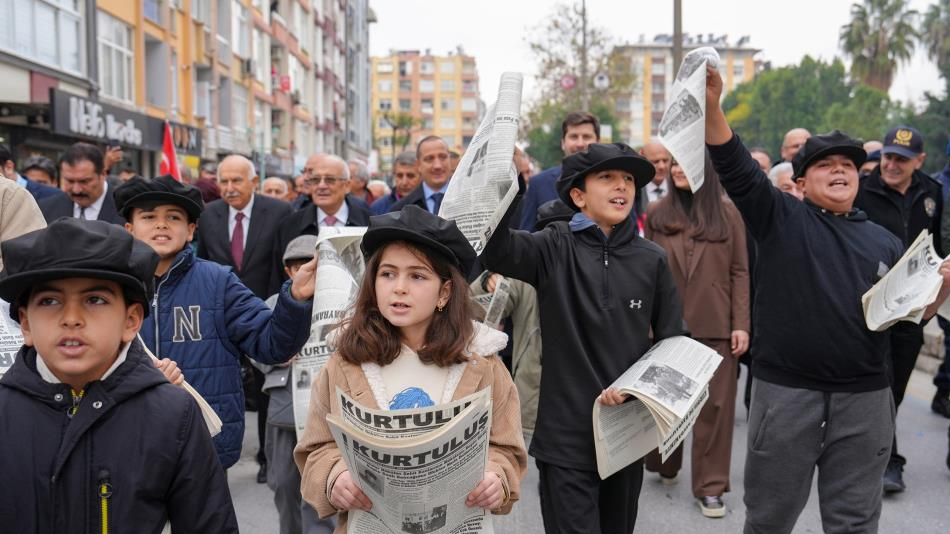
[293,324,528,533]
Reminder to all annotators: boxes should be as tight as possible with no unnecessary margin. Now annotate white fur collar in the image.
[465,321,509,357]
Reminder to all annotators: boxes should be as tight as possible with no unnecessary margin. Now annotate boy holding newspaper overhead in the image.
[481,142,687,534]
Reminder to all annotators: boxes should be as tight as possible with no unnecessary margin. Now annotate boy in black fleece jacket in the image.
[703,66,950,534]
[481,143,686,534]
[0,219,238,534]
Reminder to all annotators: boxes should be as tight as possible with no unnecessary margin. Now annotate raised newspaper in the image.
[657,47,720,192]
[439,72,523,254]
[0,300,23,380]
[328,388,493,534]
[863,230,944,331]
[592,336,722,479]
[294,227,367,440]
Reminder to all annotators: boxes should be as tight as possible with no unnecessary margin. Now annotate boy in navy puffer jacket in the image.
[114,176,316,468]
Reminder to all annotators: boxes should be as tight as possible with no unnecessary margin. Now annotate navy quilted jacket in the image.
[138,247,312,468]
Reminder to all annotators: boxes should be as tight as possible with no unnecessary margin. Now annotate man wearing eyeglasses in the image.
[388,135,452,214]
[274,153,372,279]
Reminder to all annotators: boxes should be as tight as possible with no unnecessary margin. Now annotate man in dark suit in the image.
[37,142,125,224]
[0,147,61,201]
[275,153,371,278]
[389,136,451,214]
[195,154,293,484]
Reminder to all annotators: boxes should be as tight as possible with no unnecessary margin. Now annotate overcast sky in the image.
[369,0,944,109]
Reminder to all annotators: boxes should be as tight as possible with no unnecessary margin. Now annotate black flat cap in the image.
[792,131,866,180]
[0,218,159,321]
[556,143,655,211]
[535,199,574,231]
[113,175,205,221]
[361,205,476,275]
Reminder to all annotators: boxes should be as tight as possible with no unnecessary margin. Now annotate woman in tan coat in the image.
[294,206,527,533]
[643,153,750,518]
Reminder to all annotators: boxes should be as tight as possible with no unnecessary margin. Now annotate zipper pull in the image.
[603,248,609,267]
[98,469,112,534]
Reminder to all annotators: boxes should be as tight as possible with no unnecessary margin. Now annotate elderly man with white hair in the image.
[262,176,290,201]
[768,162,803,201]
[275,153,372,280]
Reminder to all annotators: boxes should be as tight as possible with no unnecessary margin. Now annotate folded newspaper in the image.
[328,387,493,534]
[657,47,720,192]
[862,230,944,331]
[0,300,22,380]
[592,336,722,479]
[439,72,522,255]
[294,227,368,440]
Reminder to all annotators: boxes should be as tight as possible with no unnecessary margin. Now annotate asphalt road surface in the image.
[230,368,950,533]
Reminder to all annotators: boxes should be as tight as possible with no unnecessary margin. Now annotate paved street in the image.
[230,369,950,533]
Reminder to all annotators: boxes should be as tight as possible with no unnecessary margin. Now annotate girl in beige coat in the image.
[294,206,527,533]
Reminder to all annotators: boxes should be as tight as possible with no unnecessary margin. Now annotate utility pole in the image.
[672,0,683,73]
[580,0,589,109]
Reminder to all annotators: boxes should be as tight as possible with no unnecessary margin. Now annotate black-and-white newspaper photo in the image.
[0,300,22,380]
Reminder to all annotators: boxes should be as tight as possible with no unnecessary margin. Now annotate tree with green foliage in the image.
[521,2,632,169]
[922,0,950,79]
[721,56,905,157]
[839,0,918,92]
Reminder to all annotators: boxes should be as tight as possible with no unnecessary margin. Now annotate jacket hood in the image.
[1,338,169,406]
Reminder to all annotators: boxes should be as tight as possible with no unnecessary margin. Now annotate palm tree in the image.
[921,0,950,79]
[839,0,919,91]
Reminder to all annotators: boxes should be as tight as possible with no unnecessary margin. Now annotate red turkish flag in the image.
[159,121,181,181]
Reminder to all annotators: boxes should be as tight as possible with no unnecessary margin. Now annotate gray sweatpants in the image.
[743,379,894,534]
[265,424,336,534]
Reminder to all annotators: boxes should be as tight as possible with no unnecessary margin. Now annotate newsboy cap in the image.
[0,218,159,321]
[361,205,476,276]
[113,175,205,221]
[556,143,656,211]
[791,130,866,180]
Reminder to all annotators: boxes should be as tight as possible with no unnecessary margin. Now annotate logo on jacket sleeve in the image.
[172,305,203,342]
[924,197,936,218]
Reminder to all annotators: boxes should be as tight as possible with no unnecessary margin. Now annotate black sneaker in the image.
[256,462,267,484]
[882,458,905,493]
[932,390,950,419]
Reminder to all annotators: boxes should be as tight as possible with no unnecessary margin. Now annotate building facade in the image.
[0,0,373,180]
[371,48,481,171]
[613,34,760,147]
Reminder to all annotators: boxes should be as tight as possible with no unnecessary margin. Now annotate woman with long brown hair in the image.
[294,206,527,533]
[643,152,750,518]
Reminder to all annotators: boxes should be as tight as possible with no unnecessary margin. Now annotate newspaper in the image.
[657,47,721,192]
[863,230,944,331]
[592,336,722,479]
[439,72,523,254]
[0,300,23,380]
[328,389,493,534]
[481,276,511,327]
[293,227,368,440]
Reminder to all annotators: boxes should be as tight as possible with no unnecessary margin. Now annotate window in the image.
[378,99,391,111]
[650,59,666,75]
[440,79,455,92]
[0,0,84,74]
[422,118,434,130]
[399,99,411,112]
[462,61,475,75]
[419,80,434,93]
[461,98,476,112]
[145,37,169,108]
[377,79,392,92]
[192,0,211,25]
[421,98,433,114]
[420,61,434,74]
[252,28,270,87]
[440,117,455,129]
[733,63,745,78]
[232,0,250,58]
[651,82,664,93]
[399,79,411,92]
[440,98,454,111]
[218,76,232,127]
[462,80,477,93]
[376,61,393,73]
[399,60,412,76]
[194,66,212,118]
[170,51,179,114]
[97,11,133,103]
[144,0,162,23]
[439,61,454,74]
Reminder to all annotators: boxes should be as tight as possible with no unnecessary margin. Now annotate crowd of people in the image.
[1,67,950,534]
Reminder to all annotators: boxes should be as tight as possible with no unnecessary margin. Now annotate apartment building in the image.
[613,34,760,147]
[371,48,482,171]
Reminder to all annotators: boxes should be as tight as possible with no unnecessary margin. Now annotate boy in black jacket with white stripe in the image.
[481,143,687,534]
[0,218,238,534]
